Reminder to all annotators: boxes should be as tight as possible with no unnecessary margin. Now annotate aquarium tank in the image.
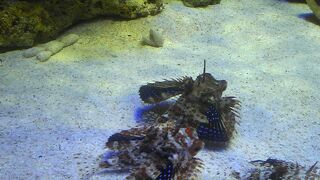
[0,0,319,179]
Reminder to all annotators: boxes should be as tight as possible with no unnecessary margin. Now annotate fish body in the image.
[237,159,320,180]
[99,63,240,179]
[101,121,204,179]
[139,72,240,145]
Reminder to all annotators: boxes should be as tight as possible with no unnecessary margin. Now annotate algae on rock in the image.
[0,0,164,52]
[306,0,320,21]
[182,0,221,7]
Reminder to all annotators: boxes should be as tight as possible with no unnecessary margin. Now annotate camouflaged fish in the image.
[101,121,204,179]
[139,60,241,145]
[234,158,320,180]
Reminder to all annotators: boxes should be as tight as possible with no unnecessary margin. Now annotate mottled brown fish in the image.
[139,60,241,145]
[235,158,320,180]
[97,61,239,179]
[101,121,204,179]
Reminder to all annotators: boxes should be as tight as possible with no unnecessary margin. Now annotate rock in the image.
[306,0,320,21]
[44,41,65,54]
[0,0,163,52]
[23,47,45,58]
[23,33,79,62]
[36,51,53,62]
[182,0,221,7]
[60,34,80,47]
[142,29,164,47]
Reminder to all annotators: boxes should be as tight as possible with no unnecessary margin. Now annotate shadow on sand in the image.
[298,13,320,25]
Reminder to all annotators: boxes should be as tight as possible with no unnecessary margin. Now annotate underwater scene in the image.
[0,0,320,179]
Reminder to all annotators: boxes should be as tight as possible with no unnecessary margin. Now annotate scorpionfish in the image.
[101,120,204,179]
[139,61,241,145]
[234,158,320,180]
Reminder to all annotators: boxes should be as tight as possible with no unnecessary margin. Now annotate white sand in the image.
[0,0,319,179]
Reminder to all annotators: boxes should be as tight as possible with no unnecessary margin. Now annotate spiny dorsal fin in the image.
[139,76,193,104]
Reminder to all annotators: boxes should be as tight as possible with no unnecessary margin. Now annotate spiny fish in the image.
[234,158,320,180]
[96,61,239,179]
[139,60,241,145]
[101,121,204,180]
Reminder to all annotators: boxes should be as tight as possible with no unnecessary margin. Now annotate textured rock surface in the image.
[307,0,320,20]
[0,0,163,51]
[182,0,221,7]
[23,34,80,62]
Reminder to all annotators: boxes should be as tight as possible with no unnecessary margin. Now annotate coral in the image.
[0,0,164,52]
[23,34,79,62]
[307,0,320,21]
[0,2,51,49]
[141,29,164,47]
[182,0,221,7]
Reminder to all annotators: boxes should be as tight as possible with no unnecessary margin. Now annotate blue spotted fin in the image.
[139,77,193,104]
[156,161,174,180]
[197,105,229,142]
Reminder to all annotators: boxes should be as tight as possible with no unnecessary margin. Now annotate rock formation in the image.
[307,0,320,21]
[0,0,163,52]
[182,0,221,7]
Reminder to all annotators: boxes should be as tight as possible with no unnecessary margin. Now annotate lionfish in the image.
[139,60,241,145]
[234,158,320,180]
[101,120,204,179]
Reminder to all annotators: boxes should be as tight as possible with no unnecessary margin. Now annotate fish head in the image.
[192,73,227,102]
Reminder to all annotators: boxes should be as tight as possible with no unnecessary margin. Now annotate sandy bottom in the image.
[0,0,319,179]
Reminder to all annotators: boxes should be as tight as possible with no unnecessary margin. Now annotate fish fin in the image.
[107,133,145,142]
[217,96,241,140]
[156,161,175,180]
[106,126,151,150]
[139,77,193,104]
[176,158,204,180]
[136,102,172,123]
[307,161,318,175]
[126,162,162,180]
[219,96,241,120]
[197,105,229,142]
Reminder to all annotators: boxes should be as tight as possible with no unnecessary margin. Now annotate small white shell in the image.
[142,29,164,47]
[149,29,164,47]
